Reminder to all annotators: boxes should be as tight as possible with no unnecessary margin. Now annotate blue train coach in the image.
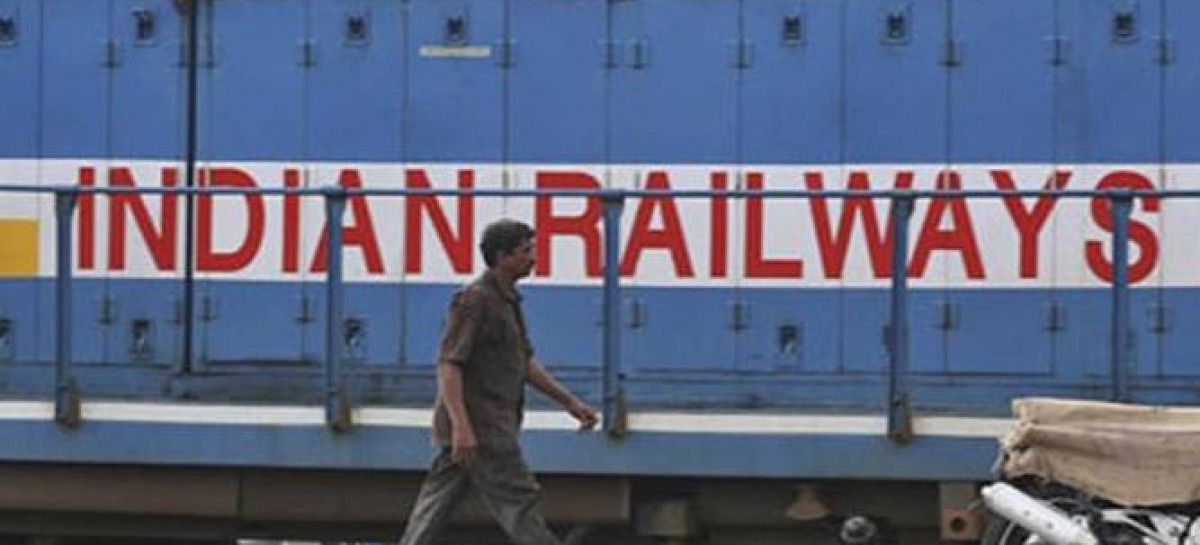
[0,0,1198,542]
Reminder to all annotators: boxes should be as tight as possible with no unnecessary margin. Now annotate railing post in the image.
[324,187,351,431]
[601,190,627,437]
[887,193,914,443]
[54,189,81,428]
[1110,192,1133,403]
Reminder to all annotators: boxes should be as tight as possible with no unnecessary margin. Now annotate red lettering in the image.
[197,168,264,272]
[1085,171,1161,284]
[807,170,914,279]
[403,169,474,275]
[312,169,387,274]
[745,172,802,279]
[992,169,1071,278]
[619,172,694,277]
[910,171,985,280]
[534,172,602,278]
[283,168,301,273]
[107,167,178,271]
[78,167,95,270]
[710,171,729,278]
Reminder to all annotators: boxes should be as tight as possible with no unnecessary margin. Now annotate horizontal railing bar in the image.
[0,185,1196,199]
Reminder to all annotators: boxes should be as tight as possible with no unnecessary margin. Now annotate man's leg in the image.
[398,449,471,545]
[470,445,562,545]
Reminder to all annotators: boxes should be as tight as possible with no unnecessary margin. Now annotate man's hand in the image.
[567,400,599,431]
[451,424,478,466]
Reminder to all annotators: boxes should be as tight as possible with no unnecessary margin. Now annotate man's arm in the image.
[527,357,598,430]
[439,361,477,465]
[437,289,481,465]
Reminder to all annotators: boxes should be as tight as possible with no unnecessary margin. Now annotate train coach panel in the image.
[196,0,307,366]
[611,0,739,372]
[1160,0,1200,377]
[1063,0,1163,380]
[308,0,406,367]
[507,0,605,370]
[737,0,842,374]
[42,0,111,366]
[406,0,502,163]
[940,0,1056,375]
[508,0,605,164]
[0,0,37,161]
[0,0,38,367]
[843,1,946,376]
[106,0,186,368]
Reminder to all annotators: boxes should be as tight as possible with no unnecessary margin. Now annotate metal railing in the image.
[3,184,1195,441]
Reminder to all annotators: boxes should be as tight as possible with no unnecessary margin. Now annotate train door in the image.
[105,0,186,369]
[42,0,111,367]
[736,0,843,394]
[611,0,739,381]
[844,0,948,379]
[1158,0,1200,380]
[195,0,308,366]
[306,0,405,368]
[1057,0,1162,389]
[402,0,503,368]
[508,0,606,373]
[942,0,1057,378]
[0,0,41,368]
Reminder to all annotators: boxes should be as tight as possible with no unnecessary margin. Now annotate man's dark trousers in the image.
[399,445,562,545]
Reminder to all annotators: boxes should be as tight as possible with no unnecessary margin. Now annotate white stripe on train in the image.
[0,401,1012,438]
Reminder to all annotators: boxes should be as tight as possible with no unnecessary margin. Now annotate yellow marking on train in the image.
[0,219,38,277]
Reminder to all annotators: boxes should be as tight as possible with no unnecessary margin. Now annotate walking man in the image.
[399,219,599,545]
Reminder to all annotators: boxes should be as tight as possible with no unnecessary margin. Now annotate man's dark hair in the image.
[480,219,535,268]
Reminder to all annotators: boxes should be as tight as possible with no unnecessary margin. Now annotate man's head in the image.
[480,219,536,279]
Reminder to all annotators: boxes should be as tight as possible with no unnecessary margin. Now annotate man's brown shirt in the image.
[432,270,535,448]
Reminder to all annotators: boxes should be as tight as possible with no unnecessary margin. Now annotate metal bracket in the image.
[297,295,314,323]
[0,318,13,362]
[496,39,516,68]
[601,39,621,68]
[936,301,958,331]
[888,392,913,444]
[626,298,646,329]
[103,39,122,68]
[55,379,81,428]
[941,37,962,67]
[298,40,317,67]
[1045,302,1067,332]
[200,296,217,322]
[1149,304,1171,334]
[98,295,117,325]
[326,385,352,432]
[1155,36,1174,65]
[731,39,753,69]
[628,39,650,69]
[727,300,751,331]
[1046,35,1069,65]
